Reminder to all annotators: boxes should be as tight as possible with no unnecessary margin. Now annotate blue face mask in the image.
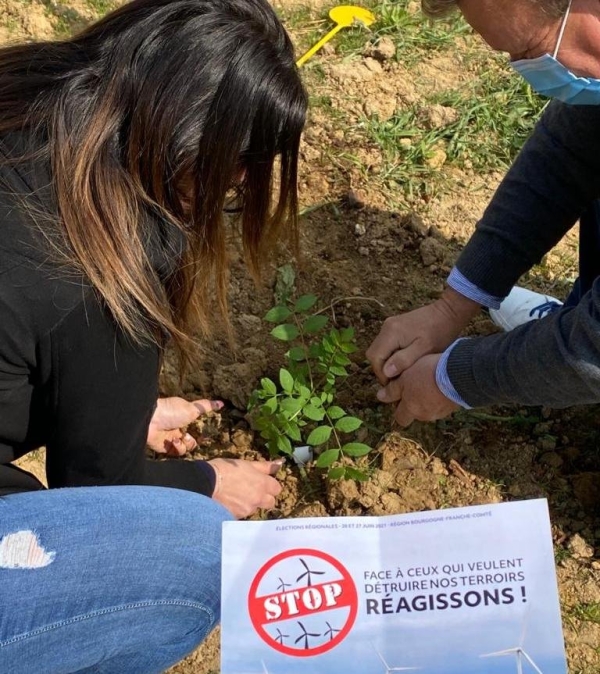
[510,0,600,105]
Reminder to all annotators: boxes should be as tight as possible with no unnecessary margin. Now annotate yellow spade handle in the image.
[296,24,344,67]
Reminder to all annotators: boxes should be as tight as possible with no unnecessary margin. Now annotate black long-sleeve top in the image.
[0,131,214,496]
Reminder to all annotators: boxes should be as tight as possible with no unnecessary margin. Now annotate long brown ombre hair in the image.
[0,0,307,364]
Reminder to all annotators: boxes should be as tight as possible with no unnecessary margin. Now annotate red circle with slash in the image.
[247,548,358,657]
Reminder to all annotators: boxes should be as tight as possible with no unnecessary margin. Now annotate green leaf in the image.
[340,327,355,343]
[303,315,329,334]
[284,422,302,442]
[261,378,277,396]
[335,416,363,433]
[265,305,292,323]
[321,336,335,353]
[307,425,333,446]
[330,365,348,377]
[261,397,278,414]
[327,406,345,419]
[277,435,293,455]
[342,442,371,457]
[310,397,323,408]
[303,404,325,422]
[345,466,369,481]
[341,342,358,354]
[333,353,352,366]
[316,448,339,468]
[280,397,303,415]
[298,385,312,400]
[328,466,345,480]
[274,264,296,305]
[308,344,323,358]
[288,346,306,362]
[279,368,294,393]
[294,294,318,312]
[266,439,279,458]
[253,418,269,431]
[271,324,299,341]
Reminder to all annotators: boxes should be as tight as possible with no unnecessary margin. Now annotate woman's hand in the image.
[208,458,284,519]
[147,397,223,456]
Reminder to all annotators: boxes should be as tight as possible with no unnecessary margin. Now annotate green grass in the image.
[356,56,546,198]
[554,544,571,565]
[370,0,470,62]
[570,602,600,625]
[329,0,470,62]
[280,0,547,205]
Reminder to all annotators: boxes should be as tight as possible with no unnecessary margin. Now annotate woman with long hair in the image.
[0,0,307,670]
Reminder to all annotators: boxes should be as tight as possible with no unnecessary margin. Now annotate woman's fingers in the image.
[208,458,284,519]
[192,399,224,415]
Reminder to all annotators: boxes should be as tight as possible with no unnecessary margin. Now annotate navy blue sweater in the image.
[447,101,600,407]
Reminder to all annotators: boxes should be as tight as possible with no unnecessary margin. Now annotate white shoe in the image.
[490,286,563,331]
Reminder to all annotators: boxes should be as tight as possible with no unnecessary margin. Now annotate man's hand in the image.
[208,458,284,519]
[366,288,481,385]
[147,397,223,456]
[376,354,459,427]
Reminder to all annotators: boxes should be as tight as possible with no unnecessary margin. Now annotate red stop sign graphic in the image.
[248,548,358,657]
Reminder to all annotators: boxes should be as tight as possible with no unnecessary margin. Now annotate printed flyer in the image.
[221,499,567,674]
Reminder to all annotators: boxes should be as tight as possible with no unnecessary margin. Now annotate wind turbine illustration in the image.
[273,627,288,644]
[296,558,325,587]
[294,621,321,649]
[373,645,420,673]
[276,577,291,592]
[480,612,544,674]
[480,647,544,674]
[323,621,341,641]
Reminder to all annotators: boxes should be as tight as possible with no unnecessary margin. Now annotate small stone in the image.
[404,213,428,237]
[347,189,366,209]
[419,237,445,266]
[564,446,580,462]
[538,435,557,452]
[327,478,360,510]
[371,37,396,61]
[378,492,404,514]
[399,138,412,149]
[354,222,367,236]
[363,57,383,74]
[426,146,447,169]
[534,422,552,436]
[428,224,444,240]
[540,452,563,468]
[567,533,594,559]
[430,458,448,476]
[572,473,600,510]
[508,483,523,498]
[231,428,253,449]
[293,502,329,518]
[358,246,370,257]
[363,96,396,122]
[423,104,459,129]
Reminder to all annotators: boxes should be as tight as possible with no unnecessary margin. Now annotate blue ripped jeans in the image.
[0,486,231,674]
